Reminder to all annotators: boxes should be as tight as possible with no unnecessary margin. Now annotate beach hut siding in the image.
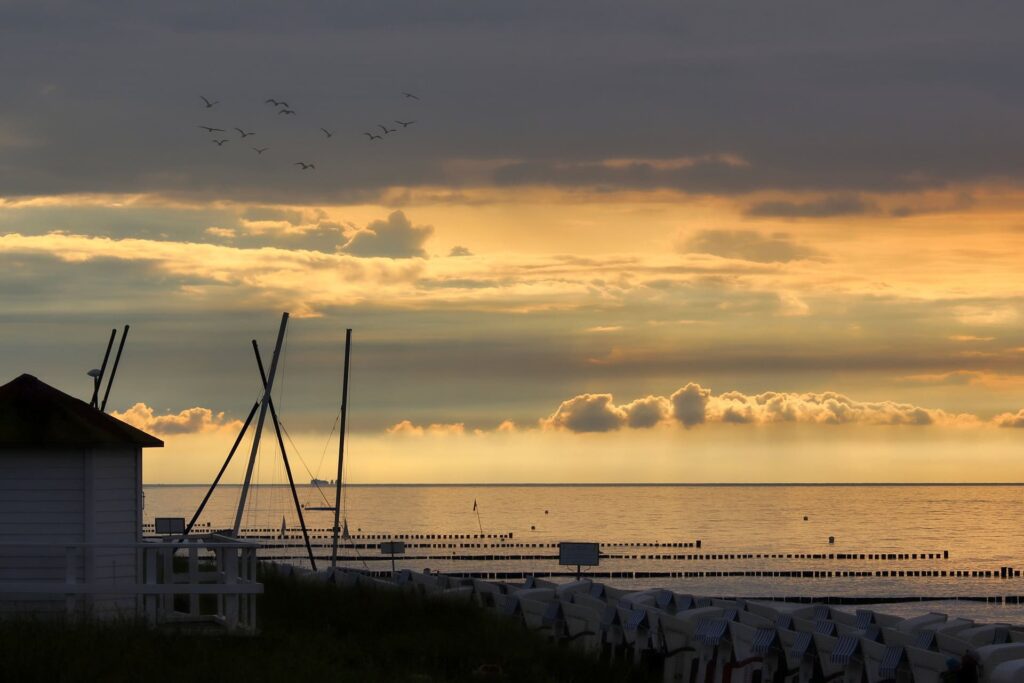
[0,374,161,617]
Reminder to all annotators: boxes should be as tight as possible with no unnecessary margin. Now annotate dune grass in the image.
[0,572,657,683]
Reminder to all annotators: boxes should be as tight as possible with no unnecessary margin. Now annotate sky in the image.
[2,1,1024,483]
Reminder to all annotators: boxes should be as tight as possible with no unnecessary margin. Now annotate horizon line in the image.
[142,481,1024,487]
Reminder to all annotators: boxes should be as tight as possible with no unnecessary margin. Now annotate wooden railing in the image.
[0,534,262,632]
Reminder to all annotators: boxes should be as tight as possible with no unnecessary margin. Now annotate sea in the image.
[145,483,1024,624]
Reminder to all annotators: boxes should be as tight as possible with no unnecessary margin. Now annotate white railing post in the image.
[224,546,239,630]
[188,545,199,617]
[65,545,76,617]
[144,545,158,626]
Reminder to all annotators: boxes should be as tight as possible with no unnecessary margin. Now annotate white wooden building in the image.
[0,373,163,616]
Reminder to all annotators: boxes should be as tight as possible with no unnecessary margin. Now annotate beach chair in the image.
[437,585,473,602]
[415,571,445,595]
[471,579,504,608]
[860,638,908,683]
[560,599,603,654]
[782,630,819,683]
[828,634,867,683]
[658,607,723,683]
[600,602,627,658]
[882,627,921,648]
[727,620,773,682]
[811,632,846,681]
[693,617,734,683]
[520,596,562,640]
[895,612,947,633]
[939,624,1011,655]
[829,608,859,627]
[571,592,611,613]
[904,644,955,683]
[737,610,773,629]
[618,605,659,664]
[932,616,974,635]
[990,659,1024,683]
[554,579,592,598]
[791,616,818,633]
[872,611,904,628]
[971,643,1024,680]
[744,600,783,622]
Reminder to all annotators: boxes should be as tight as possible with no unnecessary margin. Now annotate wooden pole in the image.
[233,312,288,534]
[90,328,116,408]
[253,341,317,571]
[100,324,130,413]
[330,329,353,570]
[184,400,259,536]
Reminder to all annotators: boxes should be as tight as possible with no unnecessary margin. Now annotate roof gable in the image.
[0,374,163,449]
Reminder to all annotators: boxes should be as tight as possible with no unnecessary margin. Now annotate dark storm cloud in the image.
[745,195,875,218]
[681,230,820,263]
[340,210,433,258]
[2,1,1024,200]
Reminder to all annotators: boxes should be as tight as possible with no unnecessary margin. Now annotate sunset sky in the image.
[2,2,1024,483]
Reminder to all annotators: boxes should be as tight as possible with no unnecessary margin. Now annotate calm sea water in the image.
[145,484,1024,622]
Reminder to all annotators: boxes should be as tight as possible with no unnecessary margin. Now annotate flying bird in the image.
[200,96,219,108]
[394,120,415,127]
[402,92,420,100]
[278,108,296,115]
[234,127,255,138]
[363,132,382,140]
[378,124,396,134]
[198,125,225,133]
[212,139,229,146]
[264,98,285,106]
[253,147,269,154]
[320,128,334,138]
[294,162,316,170]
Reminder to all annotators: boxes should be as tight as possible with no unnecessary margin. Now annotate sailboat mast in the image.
[331,328,353,569]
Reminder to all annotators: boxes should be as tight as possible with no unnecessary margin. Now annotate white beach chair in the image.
[554,579,592,598]
[904,644,955,683]
[737,610,773,629]
[471,579,505,608]
[895,612,947,633]
[659,607,723,683]
[437,585,473,602]
[618,604,659,664]
[972,643,1024,680]
[860,638,895,683]
[990,659,1024,683]
[877,614,905,629]
[571,592,610,613]
[812,632,845,681]
[777,629,815,682]
[519,596,561,639]
[728,620,768,682]
[744,600,783,622]
[560,600,603,654]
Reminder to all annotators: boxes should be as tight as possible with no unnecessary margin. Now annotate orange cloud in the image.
[111,403,242,436]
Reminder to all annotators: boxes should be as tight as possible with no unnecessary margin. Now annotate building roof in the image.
[0,374,163,449]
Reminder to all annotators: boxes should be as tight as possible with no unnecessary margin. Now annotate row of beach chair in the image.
[261,563,1024,682]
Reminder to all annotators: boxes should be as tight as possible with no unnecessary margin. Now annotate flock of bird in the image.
[195,92,420,170]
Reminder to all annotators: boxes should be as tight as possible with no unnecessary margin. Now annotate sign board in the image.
[154,517,186,535]
[380,541,406,555]
[559,542,600,567]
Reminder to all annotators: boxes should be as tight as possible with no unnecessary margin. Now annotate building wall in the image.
[0,447,142,617]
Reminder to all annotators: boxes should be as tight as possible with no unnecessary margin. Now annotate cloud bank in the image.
[112,403,243,436]
[539,383,984,433]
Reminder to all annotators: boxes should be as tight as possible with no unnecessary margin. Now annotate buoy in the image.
[803,516,808,521]
[544,510,549,514]
[531,525,536,530]
[828,536,835,544]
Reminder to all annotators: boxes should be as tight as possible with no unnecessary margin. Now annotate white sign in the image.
[380,541,406,554]
[155,517,186,534]
[559,542,600,566]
